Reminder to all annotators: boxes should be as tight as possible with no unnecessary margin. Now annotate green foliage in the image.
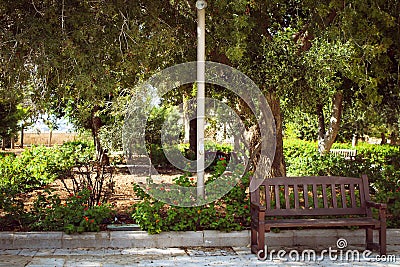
[284,138,400,227]
[132,159,251,234]
[0,142,94,193]
[31,188,114,234]
[372,166,400,228]
[0,141,94,221]
[0,151,16,158]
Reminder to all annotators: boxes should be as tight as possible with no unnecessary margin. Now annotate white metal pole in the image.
[196,0,206,199]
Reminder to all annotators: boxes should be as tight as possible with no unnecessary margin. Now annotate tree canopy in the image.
[1,0,399,172]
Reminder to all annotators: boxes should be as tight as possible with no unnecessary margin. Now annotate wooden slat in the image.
[274,185,280,209]
[340,184,347,208]
[349,183,356,208]
[264,217,379,229]
[322,184,328,208]
[361,175,369,207]
[259,176,363,186]
[331,184,338,208]
[285,185,290,209]
[294,184,299,209]
[312,184,318,209]
[265,185,271,210]
[264,207,367,217]
[303,184,309,208]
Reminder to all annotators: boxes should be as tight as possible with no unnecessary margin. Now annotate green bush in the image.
[0,151,15,158]
[0,142,94,193]
[284,138,400,227]
[132,159,251,234]
[30,188,114,234]
[0,141,95,225]
[371,165,400,228]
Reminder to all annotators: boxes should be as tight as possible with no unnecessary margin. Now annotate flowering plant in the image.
[31,188,114,234]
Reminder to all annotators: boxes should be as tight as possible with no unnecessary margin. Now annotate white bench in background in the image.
[330,149,357,160]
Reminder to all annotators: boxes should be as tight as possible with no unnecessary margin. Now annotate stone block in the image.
[13,232,62,249]
[0,232,13,249]
[265,230,294,247]
[203,230,249,247]
[62,232,109,249]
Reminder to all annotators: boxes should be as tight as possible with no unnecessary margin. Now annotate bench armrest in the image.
[366,200,387,210]
[250,202,266,212]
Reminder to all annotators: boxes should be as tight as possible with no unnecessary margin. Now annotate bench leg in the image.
[257,228,265,257]
[379,225,386,255]
[257,212,265,256]
[251,227,257,254]
[366,228,373,251]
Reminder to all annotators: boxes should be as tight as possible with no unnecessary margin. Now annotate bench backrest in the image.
[330,149,357,158]
[251,175,371,217]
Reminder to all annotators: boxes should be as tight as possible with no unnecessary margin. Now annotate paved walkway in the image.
[0,247,399,267]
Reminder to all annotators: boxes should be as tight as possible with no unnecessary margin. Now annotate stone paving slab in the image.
[0,247,397,267]
[1,229,399,250]
[0,229,399,266]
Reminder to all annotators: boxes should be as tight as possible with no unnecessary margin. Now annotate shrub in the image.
[132,159,251,234]
[0,151,15,158]
[30,188,114,233]
[60,160,115,208]
[0,141,96,227]
[0,141,94,194]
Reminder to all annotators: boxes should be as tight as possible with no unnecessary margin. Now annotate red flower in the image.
[219,157,225,161]
[190,178,195,181]
[97,202,102,206]
[84,207,89,211]
[90,219,95,224]
[244,205,248,209]
[83,216,89,222]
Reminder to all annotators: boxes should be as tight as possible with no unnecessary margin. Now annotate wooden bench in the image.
[250,175,387,255]
[330,149,357,160]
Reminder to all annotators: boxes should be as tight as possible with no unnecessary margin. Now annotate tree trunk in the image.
[20,127,24,148]
[381,133,386,145]
[92,106,103,160]
[1,135,11,149]
[246,92,286,178]
[352,133,358,147]
[317,91,343,154]
[265,92,286,177]
[10,134,14,149]
[48,130,53,147]
[390,131,398,145]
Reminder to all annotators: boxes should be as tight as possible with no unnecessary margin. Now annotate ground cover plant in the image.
[132,159,251,234]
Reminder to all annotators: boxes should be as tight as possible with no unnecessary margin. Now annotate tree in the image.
[2,0,399,174]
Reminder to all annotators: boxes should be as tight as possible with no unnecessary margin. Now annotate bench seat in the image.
[262,217,381,230]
